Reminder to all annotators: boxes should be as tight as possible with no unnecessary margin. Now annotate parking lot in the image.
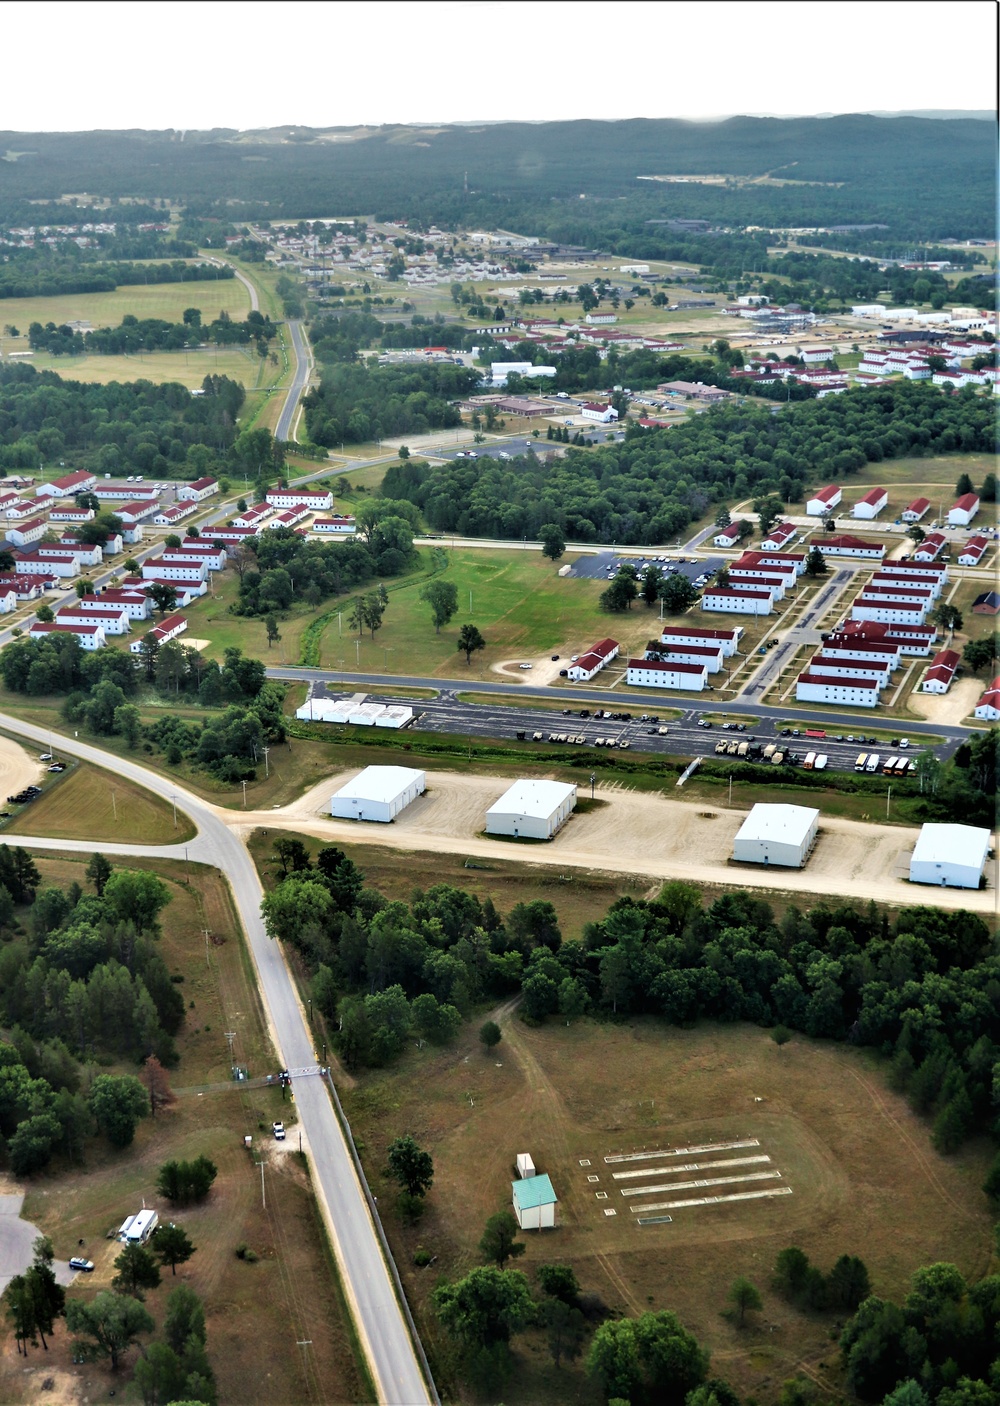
[570,553,724,583]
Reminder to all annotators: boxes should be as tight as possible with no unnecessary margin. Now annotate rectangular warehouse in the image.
[733,804,820,868]
[330,766,425,823]
[909,824,991,889]
[486,779,576,840]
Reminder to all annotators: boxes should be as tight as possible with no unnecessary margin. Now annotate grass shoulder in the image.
[1,757,196,844]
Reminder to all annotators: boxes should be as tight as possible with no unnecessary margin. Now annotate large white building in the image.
[947,493,979,527]
[626,657,708,690]
[702,587,773,616]
[265,489,334,511]
[795,671,881,707]
[485,779,576,840]
[853,488,888,519]
[806,485,841,515]
[733,804,820,868]
[909,824,991,890]
[330,766,426,823]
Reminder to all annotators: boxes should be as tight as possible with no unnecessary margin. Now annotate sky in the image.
[3,0,996,131]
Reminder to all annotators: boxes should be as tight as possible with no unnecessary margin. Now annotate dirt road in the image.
[245,768,996,914]
[0,734,43,802]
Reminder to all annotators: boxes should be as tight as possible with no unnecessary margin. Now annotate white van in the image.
[865,754,881,773]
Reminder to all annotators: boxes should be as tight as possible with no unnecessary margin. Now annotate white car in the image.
[69,1257,94,1272]
[272,1121,286,1141]
[518,663,533,671]
[899,737,910,749]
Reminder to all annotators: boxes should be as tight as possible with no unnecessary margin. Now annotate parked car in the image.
[69,1257,94,1272]
[518,663,533,670]
[272,1122,286,1141]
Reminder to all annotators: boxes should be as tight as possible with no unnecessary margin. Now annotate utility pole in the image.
[225,1030,236,1064]
[263,746,270,779]
[886,785,891,819]
[171,795,177,828]
[204,929,212,967]
[111,789,117,821]
[241,780,247,809]
[260,1160,266,1210]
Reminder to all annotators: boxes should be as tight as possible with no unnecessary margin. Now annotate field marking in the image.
[605,1139,759,1164]
[625,1169,782,1199]
[612,1154,771,1181]
[631,1186,794,1212]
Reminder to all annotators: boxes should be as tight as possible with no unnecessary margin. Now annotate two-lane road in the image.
[0,713,433,1406]
[276,319,311,443]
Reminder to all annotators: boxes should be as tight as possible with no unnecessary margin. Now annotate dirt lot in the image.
[908,675,984,725]
[243,768,997,915]
[0,732,43,799]
[348,1014,992,1405]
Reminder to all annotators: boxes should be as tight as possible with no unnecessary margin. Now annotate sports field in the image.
[348,1012,992,1404]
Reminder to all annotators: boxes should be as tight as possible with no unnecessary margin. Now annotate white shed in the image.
[485,779,576,840]
[909,823,991,890]
[512,1173,557,1230]
[330,766,426,823]
[733,804,819,868]
[516,1153,535,1179]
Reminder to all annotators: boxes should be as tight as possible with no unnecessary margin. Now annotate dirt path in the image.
[0,734,43,802]
[907,676,983,726]
[236,769,996,915]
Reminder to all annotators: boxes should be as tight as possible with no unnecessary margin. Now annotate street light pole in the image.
[241,780,247,809]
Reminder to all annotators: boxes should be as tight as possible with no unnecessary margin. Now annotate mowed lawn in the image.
[0,275,251,338]
[24,343,273,392]
[347,1014,992,1406]
[842,452,995,490]
[3,853,369,1406]
[7,761,194,843]
[316,548,657,676]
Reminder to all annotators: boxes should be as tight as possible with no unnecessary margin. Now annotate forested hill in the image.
[0,116,992,238]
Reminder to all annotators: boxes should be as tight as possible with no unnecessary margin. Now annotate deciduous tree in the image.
[387,1135,434,1198]
[479,1210,525,1269]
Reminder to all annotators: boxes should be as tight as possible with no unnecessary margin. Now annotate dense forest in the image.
[382,381,996,543]
[0,363,244,475]
[0,252,233,301]
[27,308,277,357]
[0,117,992,240]
[302,361,478,445]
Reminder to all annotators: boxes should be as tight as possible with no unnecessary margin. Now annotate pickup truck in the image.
[272,1121,286,1141]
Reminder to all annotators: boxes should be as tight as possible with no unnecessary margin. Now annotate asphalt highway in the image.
[276,319,311,443]
[0,712,433,1406]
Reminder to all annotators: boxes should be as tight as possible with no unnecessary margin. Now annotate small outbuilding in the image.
[486,779,576,840]
[909,823,991,890]
[733,804,820,868]
[512,1172,558,1230]
[516,1153,535,1179]
[330,766,425,823]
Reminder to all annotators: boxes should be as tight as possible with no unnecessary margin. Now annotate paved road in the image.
[0,713,432,1406]
[272,665,972,748]
[276,319,311,443]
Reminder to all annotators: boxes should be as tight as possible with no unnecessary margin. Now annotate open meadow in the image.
[0,852,368,1406]
[0,275,251,338]
[346,1011,993,1404]
[4,758,195,844]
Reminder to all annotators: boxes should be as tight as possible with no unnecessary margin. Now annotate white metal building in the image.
[909,824,991,889]
[806,485,841,515]
[853,488,888,519]
[947,494,979,527]
[330,766,426,823]
[485,779,577,840]
[795,671,880,707]
[702,587,773,615]
[626,657,708,690]
[512,1173,557,1230]
[733,804,820,868]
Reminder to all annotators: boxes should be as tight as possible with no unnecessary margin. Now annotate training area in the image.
[352,1013,991,1404]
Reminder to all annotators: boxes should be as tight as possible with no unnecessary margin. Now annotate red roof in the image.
[823,535,885,550]
[627,658,707,674]
[952,493,979,511]
[591,638,619,657]
[858,488,887,505]
[819,639,901,654]
[30,621,100,636]
[810,485,840,503]
[706,587,772,599]
[797,672,879,690]
[657,643,724,657]
[905,497,931,513]
[47,470,93,491]
[660,627,740,641]
[854,596,927,612]
[976,677,1000,707]
[928,648,960,671]
[187,476,218,491]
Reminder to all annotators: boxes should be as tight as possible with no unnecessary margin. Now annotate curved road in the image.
[276,319,311,443]
[0,711,432,1406]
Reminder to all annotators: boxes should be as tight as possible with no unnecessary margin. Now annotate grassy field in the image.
[839,453,995,492]
[0,276,251,343]
[3,853,368,1406]
[22,342,278,392]
[345,1013,992,1405]
[5,759,195,843]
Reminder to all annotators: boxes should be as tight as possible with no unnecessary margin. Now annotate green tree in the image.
[89,1075,149,1148]
[420,579,459,633]
[104,869,171,932]
[659,573,699,612]
[164,1283,206,1353]
[773,1246,811,1300]
[386,1135,434,1198]
[261,877,333,945]
[65,1290,154,1370]
[479,1020,502,1051]
[805,545,828,576]
[112,1243,161,1300]
[980,472,997,503]
[457,623,486,664]
[601,573,638,613]
[539,1296,586,1368]
[539,523,566,563]
[113,704,143,749]
[827,1255,871,1312]
[754,494,785,538]
[147,582,179,618]
[641,564,663,606]
[955,471,975,496]
[537,1263,580,1304]
[35,604,54,623]
[771,1025,793,1047]
[931,602,963,637]
[133,1341,186,1405]
[156,1155,218,1204]
[433,1265,533,1346]
[264,614,281,649]
[728,1275,763,1326]
[152,1222,196,1276]
[962,636,998,674]
[714,504,732,529]
[479,1210,525,1269]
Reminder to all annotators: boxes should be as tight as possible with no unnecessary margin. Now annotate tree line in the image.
[0,252,234,301]
[382,381,994,544]
[27,307,278,358]
[302,361,478,447]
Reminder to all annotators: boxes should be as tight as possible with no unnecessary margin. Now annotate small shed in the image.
[516,1153,535,1179]
[512,1173,558,1230]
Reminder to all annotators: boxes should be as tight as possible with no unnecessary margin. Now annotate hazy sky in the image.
[4,0,996,130]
